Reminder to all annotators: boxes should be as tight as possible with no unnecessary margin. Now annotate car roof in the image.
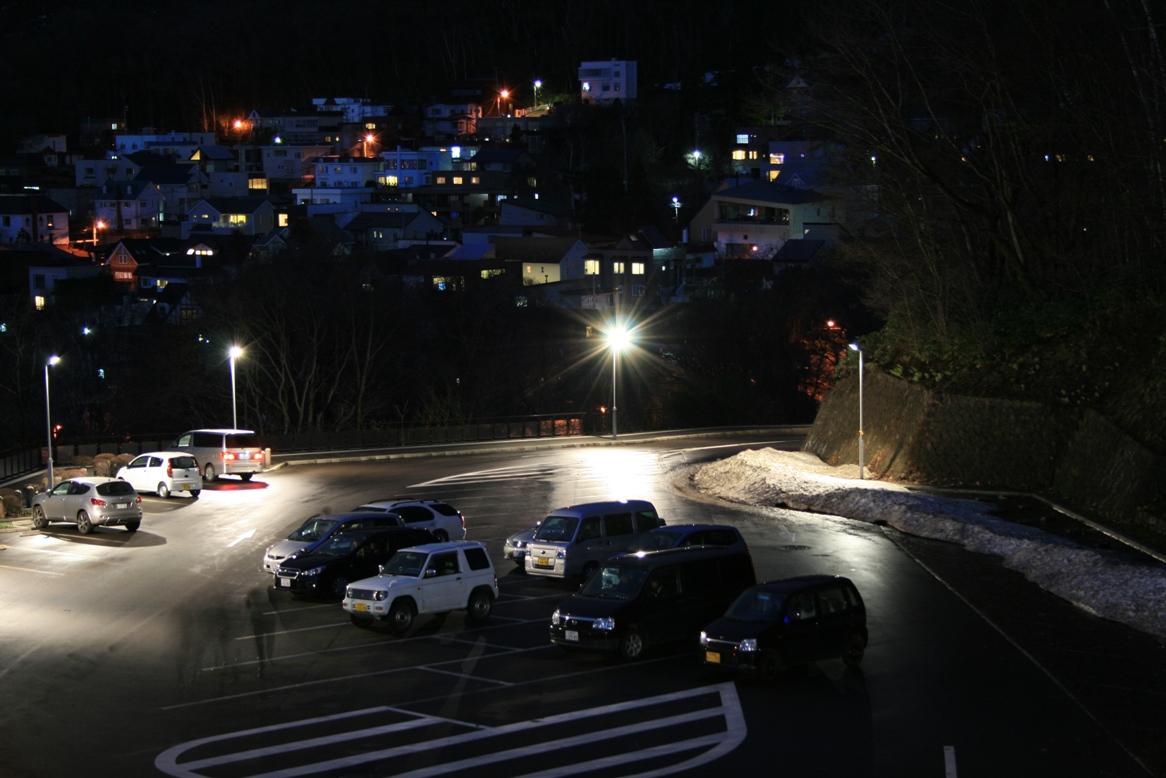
[397,540,486,553]
[305,511,401,523]
[358,499,446,508]
[649,523,738,534]
[331,526,434,540]
[547,499,656,517]
[752,575,856,594]
[132,450,197,458]
[607,545,750,570]
[66,476,119,485]
[178,428,256,435]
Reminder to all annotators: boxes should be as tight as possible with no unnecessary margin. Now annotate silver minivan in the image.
[524,499,663,580]
[171,428,265,482]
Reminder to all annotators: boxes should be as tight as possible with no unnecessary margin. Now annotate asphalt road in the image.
[0,431,1162,777]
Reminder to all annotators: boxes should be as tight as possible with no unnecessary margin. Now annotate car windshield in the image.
[382,551,428,577]
[724,589,785,622]
[96,481,136,497]
[626,530,680,552]
[288,517,337,542]
[579,565,647,599]
[314,534,361,556]
[534,515,578,542]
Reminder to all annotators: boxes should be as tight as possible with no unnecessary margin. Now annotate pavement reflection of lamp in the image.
[608,324,632,439]
[45,355,60,488]
[229,346,243,429]
[848,343,864,479]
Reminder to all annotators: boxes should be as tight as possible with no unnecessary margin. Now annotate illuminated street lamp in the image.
[848,343,865,479]
[363,133,376,158]
[92,219,105,246]
[533,79,542,108]
[670,196,682,221]
[608,324,632,439]
[229,345,243,429]
[44,355,60,489]
[499,89,511,116]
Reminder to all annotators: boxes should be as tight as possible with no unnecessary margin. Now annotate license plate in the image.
[115,503,128,509]
[354,602,370,613]
[535,557,554,568]
[565,630,579,642]
[277,577,292,588]
[705,651,721,664]
[177,483,192,489]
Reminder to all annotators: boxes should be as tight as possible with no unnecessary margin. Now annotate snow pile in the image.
[689,448,1166,640]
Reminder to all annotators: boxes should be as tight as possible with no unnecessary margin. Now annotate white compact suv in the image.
[342,541,497,634]
[116,451,203,498]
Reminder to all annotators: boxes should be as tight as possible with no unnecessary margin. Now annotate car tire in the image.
[389,599,416,635]
[125,522,140,533]
[240,473,253,482]
[466,588,493,623]
[328,575,349,600]
[433,529,449,542]
[843,634,866,667]
[204,464,217,482]
[32,505,49,529]
[619,626,647,661]
[76,511,93,535]
[157,483,171,499]
[350,614,373,628]
[189,490,201,498]
[758,650,783,682]
[580,561,599,582]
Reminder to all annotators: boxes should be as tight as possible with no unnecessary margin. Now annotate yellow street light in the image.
[608,323,632,439]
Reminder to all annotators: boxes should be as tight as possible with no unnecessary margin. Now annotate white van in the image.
[524,499,663,580]
[172,428,265,482]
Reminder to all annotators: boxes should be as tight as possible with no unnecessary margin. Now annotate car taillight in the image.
[166,461,174,477]
[90,497,106,507]
[223,451,236,462]
[461,513,466,529]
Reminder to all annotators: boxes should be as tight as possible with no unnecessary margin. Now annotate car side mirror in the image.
[424,568,437,579]
[377,564,385,574]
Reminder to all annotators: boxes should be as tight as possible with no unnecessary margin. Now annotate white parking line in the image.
[0,563,64,576]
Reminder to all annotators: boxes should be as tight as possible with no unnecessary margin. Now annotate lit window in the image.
[632,262,645,275]
[748,151,758,160]
[584,259,600,275]
[613,262,625,273]
[736,134,750,144]
[732,150,746,161]
[436,176,447,184]
[770,153,785,164]
[453,176,463,185]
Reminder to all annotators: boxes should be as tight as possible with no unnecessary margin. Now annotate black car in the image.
[549,546,756,660]
[273,527,437,599]
[700,575,867,680]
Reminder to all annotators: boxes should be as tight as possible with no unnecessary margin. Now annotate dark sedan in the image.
[273,526,437,599]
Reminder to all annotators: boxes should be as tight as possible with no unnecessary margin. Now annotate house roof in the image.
[773,238,825,263]
[343,212,422,231]
[197,196,276,214]
[713,179,826,205]
[134,162,201,185]
[490,236,580,261]
[0,194,69,215]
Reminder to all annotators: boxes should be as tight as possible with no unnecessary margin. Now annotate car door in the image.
[347,537,385,581]
[121,456,151,492]
[44,481,76,520]
[572,516,605,572]
[780,591,823,665]
[418,550,466,611]
[639,566,687,645]
[815,585,854,656]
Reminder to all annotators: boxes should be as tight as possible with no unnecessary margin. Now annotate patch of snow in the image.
[687,448,1166,640]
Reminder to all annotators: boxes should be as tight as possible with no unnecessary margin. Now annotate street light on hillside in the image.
[608,323,632,439]
[229,345,243,429]
[849,343,865,479]
[44,355,60,489]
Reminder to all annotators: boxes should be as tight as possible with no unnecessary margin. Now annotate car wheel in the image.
[189,490,201,498]
[843,633,866,667]
[239,473,253,482]
[466,589,493,623]
[619,626,647,661]
[204,463,217,482]
[580,561,599,581]
[124,522,140,533]
[328,575,349,600]
[758,650,783,682]
[433,529,449,542]
[389,599,416,635]
[32,505,49,529]
[76,511,93,535]
[157,483,171,499]
[350,614,373,628]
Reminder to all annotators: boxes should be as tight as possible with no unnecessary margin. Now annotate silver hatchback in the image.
[31,477,143,534]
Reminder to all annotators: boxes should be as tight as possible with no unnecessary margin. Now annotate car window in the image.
[577,517,601,541]
[704,529,738,546]
[603,512,634,537]
[225,433,260,448]
[175,434,192,447]
[288,517,337,542]
[725,589,784,621]
[791,592,818,621]
[647,569,680,597]
[534,515,578,541]
[384,551,427,577]
[819,586,850,615]
[97,481,136,497]
[128,456,148,469]
[147,457,161,468]
[631,529,679,551]
[317,535,358,555]
[192,432,219,447]
[430,552,459,576]
[69,482,90,495]
[633,510,660,532]
[463,546,491,570]
[581,565,646,599]
[396,506,433,524]
[430,503,460,516]
[55,482,77,496]
[170,456,198,469]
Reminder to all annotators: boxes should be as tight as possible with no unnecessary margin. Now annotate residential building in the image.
[578,59,637,105]
[185,197,277,238]
[0,194,71,245]
[375,145,472,190]
[113,129,215,157]
[311,156,385,189]
[340,204,445,250]
[93,180,165,235]
[688,180,836,259]
[423,100,482,139]
[261,144,333,185]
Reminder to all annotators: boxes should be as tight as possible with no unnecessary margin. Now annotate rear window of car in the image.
[97,481,136,497]
[463,547,491,570]
[170,456,199,469]
[225,433,260,448]
[430,502,460,516]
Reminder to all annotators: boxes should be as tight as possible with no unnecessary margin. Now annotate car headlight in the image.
[556,549,565,559]
[552,609,562,625]
[594,617,615,631]
[739,638,759,653]
[372,590,388,601]
[302,566,326,578]
[700,631,708,647]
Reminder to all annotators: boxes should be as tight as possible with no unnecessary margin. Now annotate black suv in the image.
[700,575,867,680]
[549,546,756,660]
[273,526,437,599]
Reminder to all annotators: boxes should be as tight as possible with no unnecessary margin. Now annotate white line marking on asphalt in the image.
[0,563,64,576]
[228,529,256,547]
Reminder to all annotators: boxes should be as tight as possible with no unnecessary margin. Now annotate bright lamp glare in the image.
[608,327,632,352]
[229,346,243,359]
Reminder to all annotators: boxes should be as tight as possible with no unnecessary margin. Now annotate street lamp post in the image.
[229,346,243,429]
[533,79,542,108]
[608,324,631,439]
[848,343,864,479]
[44,355,60,489]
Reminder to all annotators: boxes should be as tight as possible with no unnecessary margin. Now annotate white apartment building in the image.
[578,59,637,105]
